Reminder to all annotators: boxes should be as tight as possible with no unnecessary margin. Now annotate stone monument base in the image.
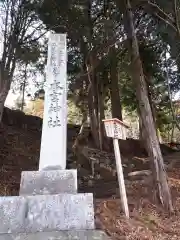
[19,169,77,195]
[0,230,110,240]
[0,193,94,234]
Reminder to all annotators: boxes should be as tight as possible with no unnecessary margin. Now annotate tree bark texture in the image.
[110,48,123,120]
[0,69,10,123]
[0,88,8,123]
[121,0,173,212]
[87,61,100,149]
[97,71,109,151]
[85,0,101,149]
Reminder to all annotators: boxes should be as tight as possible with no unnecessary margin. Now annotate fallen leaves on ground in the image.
[1,123,180,239]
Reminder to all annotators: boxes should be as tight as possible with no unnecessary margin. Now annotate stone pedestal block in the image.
[0,230,110,240]
[19,170,77,196]
[0,193,94,234]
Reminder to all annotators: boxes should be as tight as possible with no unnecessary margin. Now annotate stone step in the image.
[0,193,94,234]
[0,230,110,239]
[19,169,77,196]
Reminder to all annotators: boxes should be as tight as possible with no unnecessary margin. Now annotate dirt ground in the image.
[1,111,180,239]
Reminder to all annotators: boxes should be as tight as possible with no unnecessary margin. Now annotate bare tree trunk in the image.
[0,89,8,123]
[97,77,103,150]
[97,73,109,151]
[21,80,26,112]
[110,48,123,120]
[88,91,100,148]
[0,73,10,123]
[20,64,28,112]
[85,0,100,149]
[121,0,173,212]
[139,110,146,142]
[147,85,156,124]
[87,62,100,149]
[147,82,162,143]
[171,123,175,142]
[140,76,160,144]
[72,110,89,153]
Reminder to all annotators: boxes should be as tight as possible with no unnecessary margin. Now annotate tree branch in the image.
[173,0,180,36]
[142,0,178,33]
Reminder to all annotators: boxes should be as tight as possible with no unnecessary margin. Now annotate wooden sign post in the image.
[102,118,130,219]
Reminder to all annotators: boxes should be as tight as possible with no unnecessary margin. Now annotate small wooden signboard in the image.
[102,118,130,218]
[102,118,129,140]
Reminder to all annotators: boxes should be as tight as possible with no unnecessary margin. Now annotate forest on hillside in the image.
[1,0,180,220]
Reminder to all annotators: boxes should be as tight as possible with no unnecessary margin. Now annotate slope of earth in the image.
[1,108,180,239]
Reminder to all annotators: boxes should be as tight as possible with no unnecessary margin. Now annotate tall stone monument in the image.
[39,33,67,170]
[0,33,110,240]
